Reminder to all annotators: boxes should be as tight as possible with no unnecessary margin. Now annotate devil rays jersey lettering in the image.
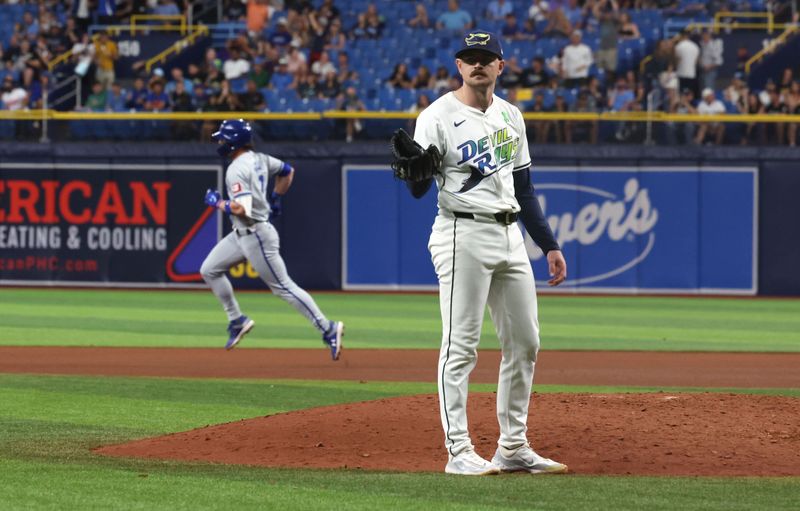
[413,92,531,214]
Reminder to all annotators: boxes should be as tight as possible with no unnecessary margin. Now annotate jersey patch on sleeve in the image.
[231,182,243,194]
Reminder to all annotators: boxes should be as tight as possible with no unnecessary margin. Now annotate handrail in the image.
[49,74,81,109]
[1,110,799,123]
[131,14,187,35]
[145,24,210,73]
[713,11,774,33]
[638,55,653,75]
[745,25,799,73]
[48,33,101,71]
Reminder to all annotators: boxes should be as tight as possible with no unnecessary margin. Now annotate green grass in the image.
[1,288,799,351]
[1,374,798,511]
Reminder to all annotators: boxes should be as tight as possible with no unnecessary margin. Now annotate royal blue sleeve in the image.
[513,167,560,254]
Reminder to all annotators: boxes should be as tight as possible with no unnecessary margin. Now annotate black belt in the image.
[453,211,519,225]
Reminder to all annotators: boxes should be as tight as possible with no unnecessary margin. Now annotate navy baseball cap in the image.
[454,30,503,60]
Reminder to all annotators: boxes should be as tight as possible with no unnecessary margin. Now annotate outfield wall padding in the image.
[1,142,797,295]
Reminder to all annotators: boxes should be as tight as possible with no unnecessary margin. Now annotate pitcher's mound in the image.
[96,392,800,476]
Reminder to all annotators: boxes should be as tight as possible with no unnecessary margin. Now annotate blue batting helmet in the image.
[212,119,253,156]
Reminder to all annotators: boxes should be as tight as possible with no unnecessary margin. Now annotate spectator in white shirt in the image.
[1,77,28,110]
[311,51,336,77]
[695,88,726,144]
[562,30,593,88]
[674,30,700,97]
[699,30,723,91]
[222,48,251,80]
[528,0,549,22]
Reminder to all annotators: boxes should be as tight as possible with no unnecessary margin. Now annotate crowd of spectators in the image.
[1,0,799,145]
[0,1,190,112]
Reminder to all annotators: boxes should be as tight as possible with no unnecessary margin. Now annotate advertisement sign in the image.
[343,165,758,294]
[0,163,221,287]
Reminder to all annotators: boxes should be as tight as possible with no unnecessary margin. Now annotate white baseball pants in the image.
[428,214,540,457]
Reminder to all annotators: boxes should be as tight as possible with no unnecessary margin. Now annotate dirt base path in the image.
[2,347,799,388]
[96,392,800,476]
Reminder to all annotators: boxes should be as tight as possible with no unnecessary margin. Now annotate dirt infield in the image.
[4,347,799,476]
[96,392,800,476]
[2,347,800,388]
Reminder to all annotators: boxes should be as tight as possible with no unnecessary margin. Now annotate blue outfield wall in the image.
[344,165,758,294]
[0,142,798,295]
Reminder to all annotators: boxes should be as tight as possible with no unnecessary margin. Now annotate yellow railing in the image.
[130,14,187,35]
[145,24,210,73]
[745,25,799,73]
[713,11,774,33]
[1,110,799,123]
[49,15,194,71]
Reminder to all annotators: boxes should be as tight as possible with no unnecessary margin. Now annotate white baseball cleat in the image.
[491,446,568,474]
[445,450,501,476]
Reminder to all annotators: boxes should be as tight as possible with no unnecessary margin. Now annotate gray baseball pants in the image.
[200,221,330,333]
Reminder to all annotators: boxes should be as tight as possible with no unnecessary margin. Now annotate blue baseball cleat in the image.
[322,321,344,361]
[225,315,255,350]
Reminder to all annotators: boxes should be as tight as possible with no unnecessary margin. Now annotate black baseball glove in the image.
[390,129,442,182]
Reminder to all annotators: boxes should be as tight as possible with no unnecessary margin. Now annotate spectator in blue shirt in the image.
[487,0,514,21]
[107,82,128,111]
[152,0,181,16]
[22,12,39,40]
[28,74,50,109]
[145,78,170,111]
[608,78,635,111]
[97,0,117,25]
[436,0,473,32]
[270,58,294,90]
[501,13,521,39]
[562,0,583,27]
[268,19,293,48]
[125,77,148,110]
[165,67,194,96]
[608,77,635,141]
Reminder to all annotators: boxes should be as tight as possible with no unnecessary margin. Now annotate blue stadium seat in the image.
[541,89,555,109]
[417,88,437,101]
[395,88,415,107]
[229,77,247,94]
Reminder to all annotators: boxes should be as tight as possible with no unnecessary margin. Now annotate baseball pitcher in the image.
[200,119,344,360]
[391,31,568,475]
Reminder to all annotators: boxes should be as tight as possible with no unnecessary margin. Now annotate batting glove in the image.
[204,189,221,207]
[270,191,283,218]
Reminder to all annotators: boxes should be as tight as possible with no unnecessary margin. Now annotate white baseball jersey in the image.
[224,151,285,228]
[413,92,531,215]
